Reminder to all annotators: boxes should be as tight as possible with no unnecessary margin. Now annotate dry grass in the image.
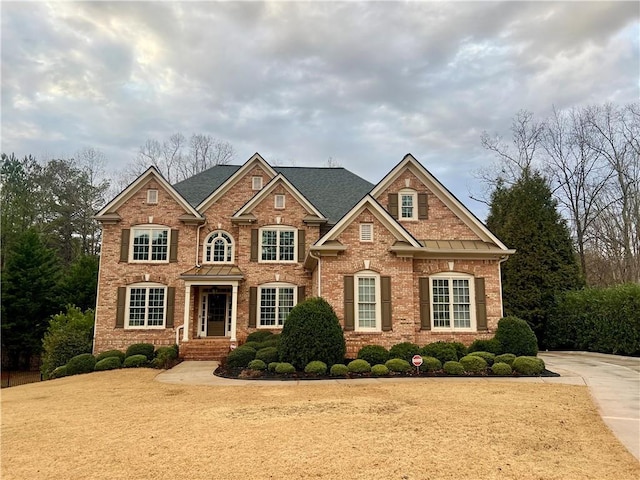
[2,369,638,480]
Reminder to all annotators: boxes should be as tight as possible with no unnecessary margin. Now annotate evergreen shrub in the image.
[330,364,349,376]
[385,358,412,373]
[50,365,68,378]
[275,362,296,374]
[371,364,390,376]
[248,359,267,371]
[494,316,538,357]
[347,359,371,373]
[357,345,389,366]
[256,347,279,365]
[512,356,545,375]
[226,346,256,368]
[66,353,96,375]
[246,330,274,343]
[123,354,148,368]
[388,342,420,362]
[304,361,328,375]
[125,343,155,360]
[95,350,125,363]
[419,356,442,372]
[268,362,279,372]
[468,351,496,366]
[459,355,488,373]
[494,353,516,366]
[443,361,464,375]
[468,339,502,355]
[242,341,263,350]
[94,356,122,371]
[420,342,458,363]
[491,362,513,375]
[152,346,179,369]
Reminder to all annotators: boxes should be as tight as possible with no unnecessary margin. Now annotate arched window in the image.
[203,231,234,264]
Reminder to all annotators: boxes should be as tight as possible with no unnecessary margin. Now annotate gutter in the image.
[309,250,322,297]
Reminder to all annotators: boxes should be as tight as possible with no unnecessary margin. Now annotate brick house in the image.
[94,153,514,359]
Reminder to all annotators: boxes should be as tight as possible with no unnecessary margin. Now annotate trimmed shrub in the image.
[330,364,349,376]
[247,359,267,371]
[125,343,155,360]
[459,355,488,373]
[275,362,296,374]
[279,297,346,370]
[226,346,256,368]
[123,354,148,368]
[450,342,468,359]
[66,353,96,375]
[268,362,279,372]
[468,351,496,366]
[95,349,125,364]
[94,356,122,371]
[491,362,513,375]
[419,356,442,372]
[50,365,68,379]
[246,330,274,343]
[420,342,458,363]
[347,359,371,373]
[357,345,390,366]
[152,346,179,369]
[512,356,545,375]
[256,347,279,365]
[443,361,465,375]
[242,341,263,350]
[494,353,516,366]
[468,338,502,355]
[385,358,412,373]
[304,361,328,375]
[388,342,420,362]
[261,334,281,348]
[371,364,390,376]
[494,316,538,357]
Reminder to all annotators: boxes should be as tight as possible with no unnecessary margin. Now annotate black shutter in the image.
[418,193,428,219]
[116,287,126,328]
[250,229,259,262]
[388,193,398,218]
[343,276,354,331]
[419,277,431,330]
[381,276,392,331]
[165,287,175,328]
[249,287,257,328]
[169,230,179,262]
[120,229,130,262]
[475,278,488,331]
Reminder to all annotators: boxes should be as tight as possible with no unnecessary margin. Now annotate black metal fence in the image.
[1,370,43,388]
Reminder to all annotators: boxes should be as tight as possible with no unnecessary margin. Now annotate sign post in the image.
[411,354,423,374]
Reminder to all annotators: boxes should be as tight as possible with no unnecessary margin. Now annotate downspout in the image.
[91,230,105,354]
[309,250,322,297]
[195,223,206,267]
[498,255,509,318]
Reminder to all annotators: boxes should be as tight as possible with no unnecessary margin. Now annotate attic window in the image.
[252,176,263,190]
[275,194,285,210]
[360,224,373,242]
[147,189,158,204]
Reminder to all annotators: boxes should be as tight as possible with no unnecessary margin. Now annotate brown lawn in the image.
[2,369,638,480]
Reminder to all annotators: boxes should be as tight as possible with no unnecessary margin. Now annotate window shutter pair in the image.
[115,286,175,328]
[418,277,487,331]
[248,285,306,328]
[249,228,305,262]
[388,193,428,219]
[119,229,178,262]
[343,276,392,331]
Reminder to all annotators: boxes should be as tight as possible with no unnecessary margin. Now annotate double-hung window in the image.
[399,189,417,220]
[204,231,234,263]
[260,227,296,262]
[355,272,381,331]
[258,284,296,328]
[431,274,474,331]
[131,226,169,262]
[126,284,167,329]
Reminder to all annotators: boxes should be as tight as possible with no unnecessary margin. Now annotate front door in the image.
[207,294,226,336]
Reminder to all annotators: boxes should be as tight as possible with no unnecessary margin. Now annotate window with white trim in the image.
[147,189,158,204]
[252,176,263,190]
[260,227,296,262]
[131,226,169,262]
[360,223,373,242]
[258,284,297,328]
[430,274,475,331]
[399,189,417,220]
[126,284,167,329]
[203,230,234,263]
[355,271,381,331]
[274,194,285,209]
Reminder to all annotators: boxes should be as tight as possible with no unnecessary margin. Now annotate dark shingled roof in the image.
[172,165,374,225]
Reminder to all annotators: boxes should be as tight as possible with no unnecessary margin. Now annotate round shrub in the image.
[371,364,390,376]
[385,358,412,373]
[246,330,274,343]
[66,353,96,375]
[494,353,516,366]
[123,354,148,368]
[450,342,468,359]
[279,297,346,370]
[419,356,442,372]
[50,365,68,379]
[494,316,538,357]
[94,356,122,371]
[468,338,502,355]
[125,343,155,360]
[226,346,256,368]
[152,346,179,369]
[275,362,296,374]
[468,351,496,366]
[256,347,279,365]
[261,334,281,348]
[268,362,279,372]
[459,355,488,373]
[347,359,371,373]
[491,362,513,375]
[357,345,389,366]
[443,361,465,375]
[388,342,420,362]
[95,349,125,364]
[420,342,458,363]
[330,363,349,376]
[242,341,263,350]
[247,359,267,371]
[304,361,328,375]
[512,356,545,375]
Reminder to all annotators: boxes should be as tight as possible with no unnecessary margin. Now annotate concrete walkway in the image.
[155,351,640,460]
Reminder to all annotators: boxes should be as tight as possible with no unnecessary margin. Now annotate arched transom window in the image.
[204,231,234,263]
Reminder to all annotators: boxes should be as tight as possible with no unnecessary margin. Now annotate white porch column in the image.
[182,283,191,342]
[230,283,238,343]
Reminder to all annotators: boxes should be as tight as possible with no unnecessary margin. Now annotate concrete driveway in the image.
[539,351,640,461]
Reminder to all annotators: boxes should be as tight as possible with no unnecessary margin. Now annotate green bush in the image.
[491,362,513,375]
[41,306,95,379]
[151,346,179,369]
[246,330,274,343]
[268,362,279,372]
[468,351,496,366]
[123,354,148,368]
[256,347,279,365]
[494,353,516,366]
[66,353,96,375]
[419,356,442,372]
[371,364,390,376]
[459,355,488,373]
[388,342,420,362]
[512,356,545,375]
[275,362,296,374]
[125,343,155,360]
[420,342,458,363]
[242,341,263,350]
[450,342,468,359]
[95,349,125,364]
[304,361,328,375]
[226,346,257,368]
[357,345,389,366]
[260,334,281,348]
[94,356,122,371]
[347,359,371,373]
[50,365,68,379]
[385,358,412,373]
[443,361,465,375]
[248,359,267,371]
[494,316,538,357]
[468,338,502,355]
[330,364,349,376]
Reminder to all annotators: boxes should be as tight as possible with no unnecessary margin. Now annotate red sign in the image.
[411,355,423,367]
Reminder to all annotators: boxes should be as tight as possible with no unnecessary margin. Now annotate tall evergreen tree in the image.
[487,170,583,347]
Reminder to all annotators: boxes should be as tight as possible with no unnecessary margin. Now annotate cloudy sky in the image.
[2,1,638,219]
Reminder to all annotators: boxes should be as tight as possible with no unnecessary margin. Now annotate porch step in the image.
[179,339,231,361]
